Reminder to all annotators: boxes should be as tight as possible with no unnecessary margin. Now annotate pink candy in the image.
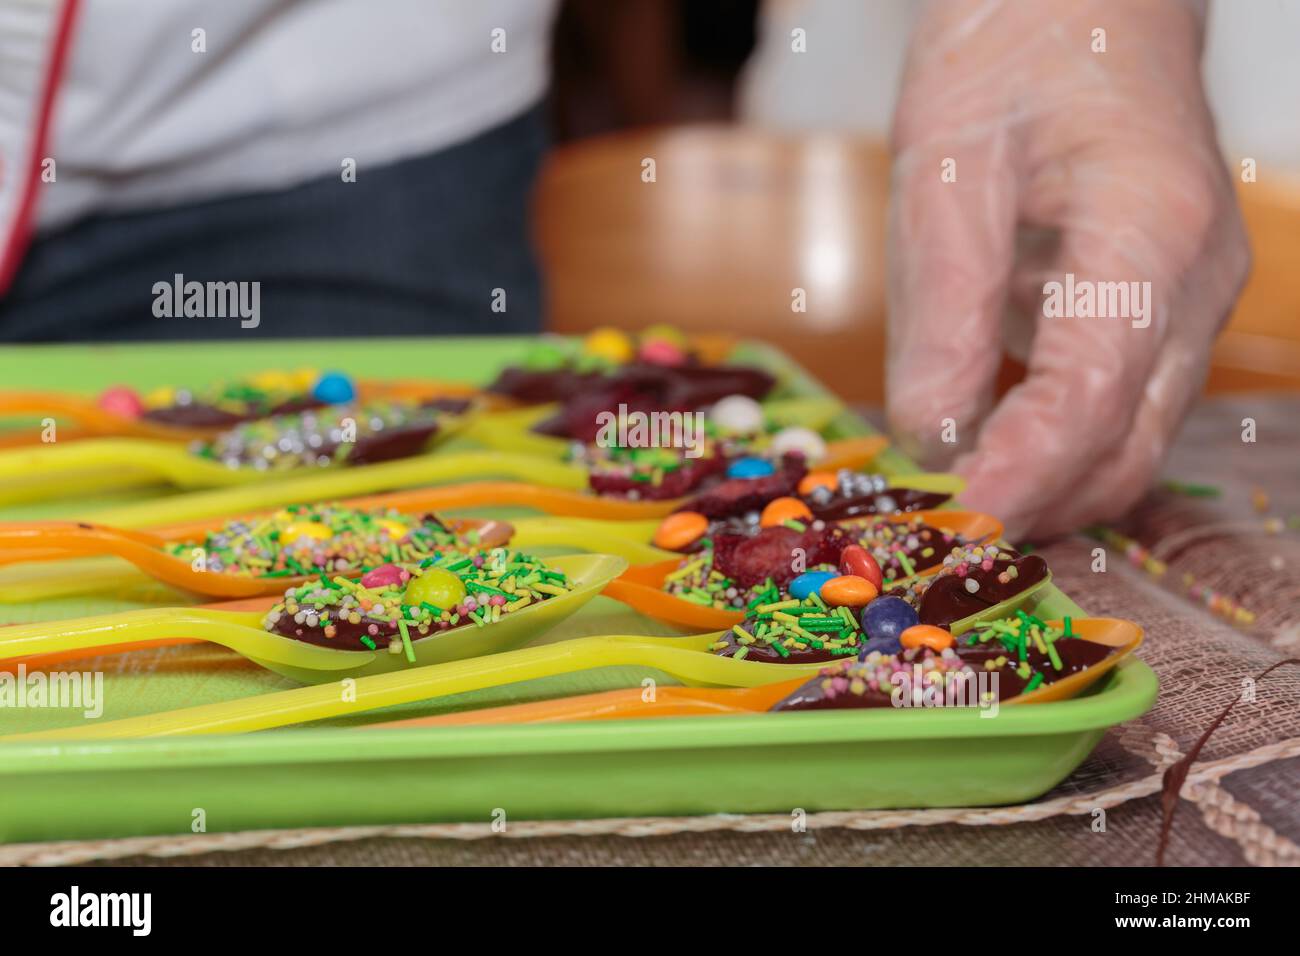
[639,340,687,366]
[360,564,405,588]
[97,386,144,419]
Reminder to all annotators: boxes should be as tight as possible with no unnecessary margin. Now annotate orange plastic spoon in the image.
[603,510,1004,631]
[364,618,1142,728]
[0,517,512,597]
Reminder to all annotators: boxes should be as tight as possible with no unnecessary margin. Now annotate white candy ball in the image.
[709,395,765,435]
[770,426,827,462]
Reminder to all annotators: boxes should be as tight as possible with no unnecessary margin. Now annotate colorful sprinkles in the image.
[262,547,576,655]
[714,591,866,660]
[162,504,500,577]
[192,400,443,471]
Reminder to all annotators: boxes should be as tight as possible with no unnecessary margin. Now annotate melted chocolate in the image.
[142,397,324,428]
[915,555,1049,628]
[772,637,1113,711]
[344,422,440,465]
[678,456,807,519]
[809,489,952,521]
[588,454,727,500]
[269,615,392,651]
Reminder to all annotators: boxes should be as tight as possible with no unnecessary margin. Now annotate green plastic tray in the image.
[0,337,1157,843]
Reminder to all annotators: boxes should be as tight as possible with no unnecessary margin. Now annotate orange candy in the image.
[653,511,710,551]
[759,496,814,528]
[900,624,955,651]
[819,574,879,607]
[797,471,838,496]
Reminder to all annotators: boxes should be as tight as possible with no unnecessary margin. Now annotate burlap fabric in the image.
[3,397,1297,867]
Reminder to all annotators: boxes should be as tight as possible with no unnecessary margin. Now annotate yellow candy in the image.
[249,370,295,393]
[641,323,687,347]
[144,386,175,408]
[280,522,334,545]
[292,367,320,390]
[404,567,466,610]
[373,519,410,540]
[582,327,635,364]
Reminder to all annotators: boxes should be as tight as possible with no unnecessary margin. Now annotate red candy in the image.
[839,544,883,591]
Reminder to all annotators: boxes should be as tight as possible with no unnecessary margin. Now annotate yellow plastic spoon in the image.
[0,553,626,686]
[6,627,833,741]
[462,395,850,460]
[0,401,474,506]
[75,435,900,530]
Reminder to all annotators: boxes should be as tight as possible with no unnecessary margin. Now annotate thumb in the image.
[885,131,1018,467]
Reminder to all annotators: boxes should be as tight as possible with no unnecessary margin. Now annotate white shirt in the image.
[35,0,557,232]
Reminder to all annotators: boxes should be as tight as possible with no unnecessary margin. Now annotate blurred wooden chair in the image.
[533,125,889,402]
[533,124,1300,401]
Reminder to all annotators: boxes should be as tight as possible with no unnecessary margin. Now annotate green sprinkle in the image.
[397,619,415,663]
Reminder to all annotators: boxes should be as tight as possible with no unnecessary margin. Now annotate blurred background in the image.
[539,0,1300,402]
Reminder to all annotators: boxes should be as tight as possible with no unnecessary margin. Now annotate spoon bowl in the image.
[363,618,1143,727]
[0,553,627,684]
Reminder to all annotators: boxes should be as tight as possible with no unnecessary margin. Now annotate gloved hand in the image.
[886,0,1250,540]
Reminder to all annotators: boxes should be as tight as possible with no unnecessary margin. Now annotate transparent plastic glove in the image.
[886,0,1250,540]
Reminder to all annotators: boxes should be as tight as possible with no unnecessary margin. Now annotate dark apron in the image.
[0,105,547,341]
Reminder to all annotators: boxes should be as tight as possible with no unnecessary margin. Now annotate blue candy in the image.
[860,596,919,653]
[789,570,836,601]
[860,634,902,657]
[312,371,356,404]
[726,456,775,480]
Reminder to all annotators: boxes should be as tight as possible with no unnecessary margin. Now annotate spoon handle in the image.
[509,517,673,565]
[0,608,363,670]
[86,452,591,529]
[8,634,751,741]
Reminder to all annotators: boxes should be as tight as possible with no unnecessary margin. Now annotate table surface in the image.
[3,395,1296,867]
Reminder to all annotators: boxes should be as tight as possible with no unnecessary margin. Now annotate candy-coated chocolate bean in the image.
[789,570,836,601]
[642,323,687,346]
[404,567,466,610]
[770,426,827,462]
[759,496,813,528]
[373,519,410,540]
[280,522,335,545]
[250,370,295,392]
[860,596,918,648]
[361,563,406,589]
[860,633,902,657]
[900,623,955,651]
[727,456,776,479]
[639,339,687,366]
[709,394,765,435]
[653,511,709,551]
[97,386,144,419]
[291,367,321,390]
[838,544,883,590]
[312,371,356,404]
[797,471,837,496]
[522,342,567,370]
[145,386,176,408]
[582,327,635,364]
[819,574,878,607]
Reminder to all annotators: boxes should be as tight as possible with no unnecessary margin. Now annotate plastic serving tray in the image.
[0,337,1157,843]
